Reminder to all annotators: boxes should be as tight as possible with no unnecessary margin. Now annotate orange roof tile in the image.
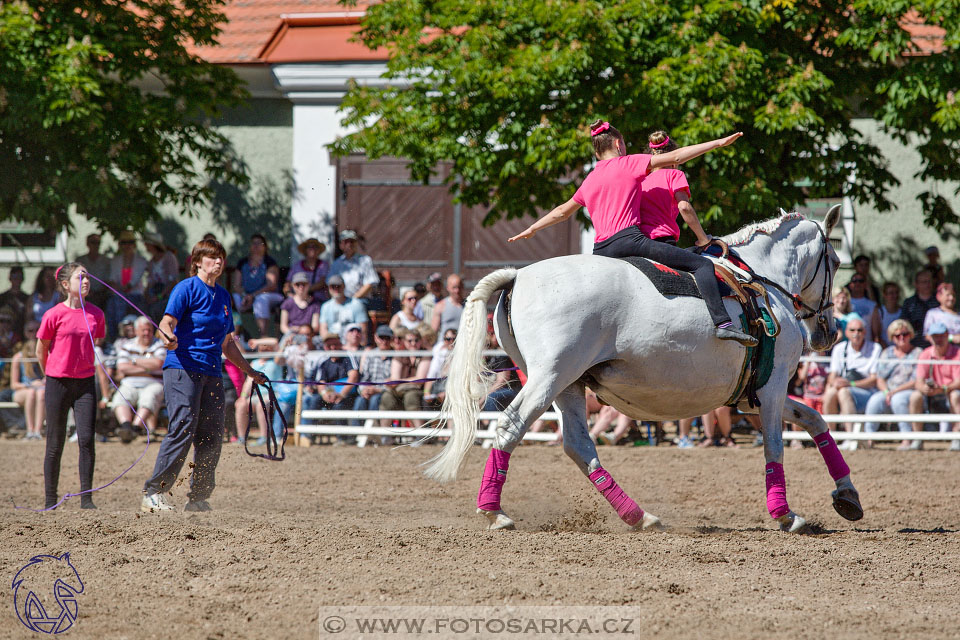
[191,0,372,64]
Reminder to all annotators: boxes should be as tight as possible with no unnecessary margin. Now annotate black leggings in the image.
[593,225,732,326]
[44,376,97,505]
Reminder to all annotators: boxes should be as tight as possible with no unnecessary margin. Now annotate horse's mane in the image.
[722,212,808,247]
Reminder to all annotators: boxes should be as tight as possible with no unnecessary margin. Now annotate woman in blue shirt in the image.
[141,238,266,513]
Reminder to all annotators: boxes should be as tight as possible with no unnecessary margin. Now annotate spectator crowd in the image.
[0,234,957,451]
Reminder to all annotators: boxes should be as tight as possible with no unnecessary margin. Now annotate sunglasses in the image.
[293,282,308,287]
[892,333,911,339]
[404,296,417,301]
[347,327,361,332]
[444,336,455,342]
[847,328,864,333]
[850,278,865,284]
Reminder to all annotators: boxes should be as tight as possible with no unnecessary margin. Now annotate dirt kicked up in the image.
[1,441,958,639]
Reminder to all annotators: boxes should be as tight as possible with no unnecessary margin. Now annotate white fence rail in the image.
[294,410,960,446]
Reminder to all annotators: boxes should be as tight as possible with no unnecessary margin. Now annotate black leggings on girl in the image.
[593,225,732,326]
[44,376,97,507]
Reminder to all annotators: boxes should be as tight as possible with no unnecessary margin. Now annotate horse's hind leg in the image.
[477,373,575,530]
[554,383,663,530]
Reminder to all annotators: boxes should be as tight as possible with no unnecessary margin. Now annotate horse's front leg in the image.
[782,397,863,521]
[758,394,808,532]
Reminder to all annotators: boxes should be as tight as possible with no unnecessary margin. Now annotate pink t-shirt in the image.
[916,344,960,387]
[36,303,105,379]
[573,154,652,242]
[638,168,691,241]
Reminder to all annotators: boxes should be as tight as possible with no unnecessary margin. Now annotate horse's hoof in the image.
[831,487,863,521]
[633,512,665,531]
[477,508,515,530]
[777,512,807,533]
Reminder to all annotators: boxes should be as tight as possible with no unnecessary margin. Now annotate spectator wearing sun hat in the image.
[285,237,329,302]
[106,229,148,340]
[319,274,368,343]
[328,230,379,307]
[142,232,180,322]
[906,321,960,451]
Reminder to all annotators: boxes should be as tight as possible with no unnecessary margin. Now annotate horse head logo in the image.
[12,552,84,634]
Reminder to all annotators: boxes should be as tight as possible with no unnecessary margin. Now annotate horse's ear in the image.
[823,204,842,236]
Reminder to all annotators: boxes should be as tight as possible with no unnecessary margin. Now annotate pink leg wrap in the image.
[588,468,644,526]
[477,449,511,511]
[813,431,850,481]
[765,461,790,519]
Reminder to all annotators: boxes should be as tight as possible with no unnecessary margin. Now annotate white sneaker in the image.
[909,440,924,451]
[68,432,78,443]
[949,439,960,452]
[141,493,175,513]
[677,436,694,449]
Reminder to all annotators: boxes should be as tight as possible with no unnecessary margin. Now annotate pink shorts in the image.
[224,360,246,394]
[801,396,823,414]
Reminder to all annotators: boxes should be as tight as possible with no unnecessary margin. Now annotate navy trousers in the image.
[593,225,732,326]
[143,369,224,501]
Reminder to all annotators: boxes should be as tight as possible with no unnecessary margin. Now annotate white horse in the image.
[425,207,861,533]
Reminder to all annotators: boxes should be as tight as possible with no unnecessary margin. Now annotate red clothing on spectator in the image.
[915,343,960,387]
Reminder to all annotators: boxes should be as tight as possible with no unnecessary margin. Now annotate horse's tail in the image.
[423,268,519,483]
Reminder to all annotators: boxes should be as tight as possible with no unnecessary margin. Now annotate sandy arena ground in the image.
[1,438,959,639]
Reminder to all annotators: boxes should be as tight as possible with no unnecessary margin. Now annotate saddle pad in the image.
[619,256,732,298]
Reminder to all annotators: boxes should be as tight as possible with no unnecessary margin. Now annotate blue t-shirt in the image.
[163,277,235,376]
[237,255,277,294]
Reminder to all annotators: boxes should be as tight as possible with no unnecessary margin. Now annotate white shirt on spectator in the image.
[923,308,960,336]
[115,337,166,388]
[829,339,881,379]
[328,254,379,299]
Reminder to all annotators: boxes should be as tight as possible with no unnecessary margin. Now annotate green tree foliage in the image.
[334,0,960,235]
[0,1,248,233]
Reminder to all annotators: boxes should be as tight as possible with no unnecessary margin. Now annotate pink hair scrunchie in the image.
[649,137,670,149]
[590,122,610,136]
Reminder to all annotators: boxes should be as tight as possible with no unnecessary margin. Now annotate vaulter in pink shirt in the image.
[509,120,755,348]
[36,263,105,510]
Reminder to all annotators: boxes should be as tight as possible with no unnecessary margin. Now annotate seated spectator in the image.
[390,287,425,332]
[678,407,737,448]
[417,325,438,351]
[847,272,877,343]
[797,349,830,413]
[26,266,59,325]
[328,230,379,309]
[431,274,466,335]
[589,399,634,446]
[922,283,960,342]
[379,329,430,429]
[425,328,456,405]
[112,316,166,443]
[851,254,881,303]
[482,328,519,413]
[864,319,920,450]
[11,324,44,440]
[354,325,394,437]
[232,233,284,337]
[112,314,137,354]
[280,272,321,337]
[105,230,148,340]
[319,275,368,344]
[76,233,112,308]
[901,269,939,349]
[303,332,360,444]
[871,281,903,348]
[822,314,881,444]
[142,233,180,322]
[924,245,945,288]
[0,266,29,334]
[832,286,853,338]
[284,237,329,302]
[417,272,444,327]
[906,322,960,451]
[0,308,26,434]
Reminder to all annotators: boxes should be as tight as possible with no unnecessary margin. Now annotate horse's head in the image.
[12,552,84,634]
[798,205,842,351]
[724,207,842,351]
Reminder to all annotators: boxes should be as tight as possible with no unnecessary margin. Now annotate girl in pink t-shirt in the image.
[508,121,754,346]
[36,263,105,509]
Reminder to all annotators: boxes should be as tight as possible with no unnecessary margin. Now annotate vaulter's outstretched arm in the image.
[649,132,743,169]
[507,198,580,242]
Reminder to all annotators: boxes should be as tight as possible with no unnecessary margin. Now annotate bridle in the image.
[752,222,835,328]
